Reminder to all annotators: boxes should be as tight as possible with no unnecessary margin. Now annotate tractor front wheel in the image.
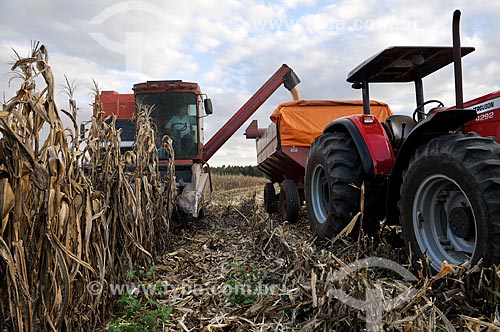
[400,133,500,271]
[305,132,364,238]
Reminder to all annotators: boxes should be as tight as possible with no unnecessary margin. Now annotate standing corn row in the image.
[0,43,174,331]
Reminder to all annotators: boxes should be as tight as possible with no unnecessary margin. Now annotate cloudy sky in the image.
[1,0,499,166]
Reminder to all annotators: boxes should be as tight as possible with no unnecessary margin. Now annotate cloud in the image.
[1,0,500,167]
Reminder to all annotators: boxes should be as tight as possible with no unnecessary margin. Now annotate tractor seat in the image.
[384,115,416,149]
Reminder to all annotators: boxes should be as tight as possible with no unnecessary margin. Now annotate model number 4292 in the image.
[476,111,494,121]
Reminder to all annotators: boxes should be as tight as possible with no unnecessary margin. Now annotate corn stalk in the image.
[0,43,174,331]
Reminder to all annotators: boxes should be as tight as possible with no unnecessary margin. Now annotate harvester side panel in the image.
[98,91,135,119]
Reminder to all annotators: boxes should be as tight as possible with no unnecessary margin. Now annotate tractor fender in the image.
[385,108,477,225]
[324,116,394,175]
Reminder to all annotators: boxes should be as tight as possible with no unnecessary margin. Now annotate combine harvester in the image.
[98,65,300,218]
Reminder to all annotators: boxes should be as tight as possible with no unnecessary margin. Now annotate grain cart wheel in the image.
[399,132,500,271]
[197,207,206,220]
[264,182,278,214]
[305,132,364,238]
[279,179,300,223]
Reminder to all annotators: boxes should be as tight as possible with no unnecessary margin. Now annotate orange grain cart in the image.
[245,100,392,223]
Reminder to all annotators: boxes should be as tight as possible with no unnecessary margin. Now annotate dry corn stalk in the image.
[0,42,174,331]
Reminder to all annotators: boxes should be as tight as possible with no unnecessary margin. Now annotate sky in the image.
[1,0,499,166]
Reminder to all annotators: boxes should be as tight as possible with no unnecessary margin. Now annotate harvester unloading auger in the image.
[98,65,300,218]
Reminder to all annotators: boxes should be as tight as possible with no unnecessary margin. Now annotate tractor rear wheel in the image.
[305,132,365,238]
[263,182,278,214]
[399,132,500,271]
[279,179,300,223]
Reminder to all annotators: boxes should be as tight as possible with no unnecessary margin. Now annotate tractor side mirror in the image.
[204,98,213,115]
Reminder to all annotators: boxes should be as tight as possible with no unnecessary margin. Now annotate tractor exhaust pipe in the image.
[453,9,464,109]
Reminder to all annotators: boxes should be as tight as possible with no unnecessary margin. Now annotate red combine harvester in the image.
[305,10,500,271]
[98,65,300,218]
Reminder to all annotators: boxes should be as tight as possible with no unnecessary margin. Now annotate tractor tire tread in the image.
[306,131,383,238]
[280,179,300,223]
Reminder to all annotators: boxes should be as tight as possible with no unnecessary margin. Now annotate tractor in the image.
[305,10,500,271]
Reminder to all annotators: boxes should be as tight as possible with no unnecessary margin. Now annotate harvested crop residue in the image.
[142,186,500,331]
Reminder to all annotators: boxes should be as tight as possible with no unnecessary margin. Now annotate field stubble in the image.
[1,43,497,332]
[210,174,269,207]
[151,174,500,331]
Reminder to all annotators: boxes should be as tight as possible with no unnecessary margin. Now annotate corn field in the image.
[0,43,175,331]
[2,42,500,332]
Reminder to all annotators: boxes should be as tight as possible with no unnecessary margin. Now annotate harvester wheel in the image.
[263,183,278,214]
[305,132,365,238]
[279,179,300,223]
[399,132,500,271]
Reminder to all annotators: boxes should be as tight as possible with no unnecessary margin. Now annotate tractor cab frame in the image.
[347,46,475,155]
[348,46,474,116]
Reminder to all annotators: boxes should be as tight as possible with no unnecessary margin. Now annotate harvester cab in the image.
[132,80,212,162]
[98,81,214,218]
[305,10,500,272]
[132,81,213,218]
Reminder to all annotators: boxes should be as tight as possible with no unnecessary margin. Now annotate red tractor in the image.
[305,10,500,271]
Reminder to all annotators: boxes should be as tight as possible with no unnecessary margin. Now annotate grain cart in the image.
[245,100,392,223]
[305,10,500,271]
[98,65,300,218]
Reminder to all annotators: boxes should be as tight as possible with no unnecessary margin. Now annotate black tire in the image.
[197,207,206,220]
[305,132,364,238]
[399,132,500,271]
[264,183,278,214]
[279,179,300,223]
[362,178,387,236]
